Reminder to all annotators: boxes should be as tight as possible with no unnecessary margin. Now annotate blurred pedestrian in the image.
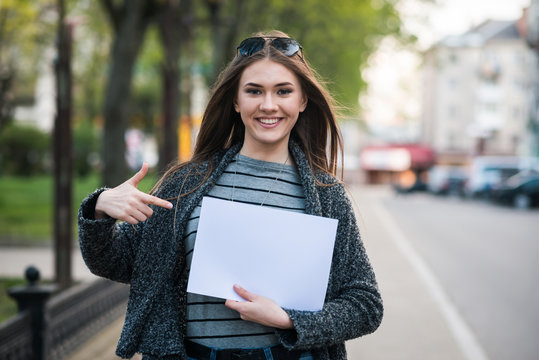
[78,30,382,360]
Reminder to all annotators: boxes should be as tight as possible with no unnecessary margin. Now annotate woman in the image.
[79,30,383,360]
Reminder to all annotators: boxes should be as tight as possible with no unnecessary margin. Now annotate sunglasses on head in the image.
[237,37,302,57]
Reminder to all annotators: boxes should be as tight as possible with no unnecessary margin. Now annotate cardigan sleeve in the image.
[276,184,383,349]
[78,188,143,284]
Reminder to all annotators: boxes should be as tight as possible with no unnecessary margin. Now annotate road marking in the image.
[371,201,489,360]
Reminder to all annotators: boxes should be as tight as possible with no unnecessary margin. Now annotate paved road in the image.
[381,192,539,360]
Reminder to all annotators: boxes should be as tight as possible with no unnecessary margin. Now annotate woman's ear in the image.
[300,95,308,113]
[234,99,240,113]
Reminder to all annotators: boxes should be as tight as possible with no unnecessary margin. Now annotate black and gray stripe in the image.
[184,154,306,348]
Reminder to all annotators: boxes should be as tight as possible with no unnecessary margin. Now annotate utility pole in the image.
[53,0,73,289]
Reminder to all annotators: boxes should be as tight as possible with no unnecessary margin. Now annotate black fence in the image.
[0,267,129,360]
[0,311,33,359]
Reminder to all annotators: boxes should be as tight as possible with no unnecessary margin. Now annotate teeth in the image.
[259,118,280,125]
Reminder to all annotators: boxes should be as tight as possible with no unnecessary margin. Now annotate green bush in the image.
[73,122,100,177]
[0,124,50,176]
[0,122,101,177]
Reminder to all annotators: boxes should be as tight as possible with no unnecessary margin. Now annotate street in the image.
[348,186,539,360]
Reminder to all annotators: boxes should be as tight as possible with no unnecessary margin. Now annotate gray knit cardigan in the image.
[78,140,383,360]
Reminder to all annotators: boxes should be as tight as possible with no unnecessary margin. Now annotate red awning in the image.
[360,144,435,171]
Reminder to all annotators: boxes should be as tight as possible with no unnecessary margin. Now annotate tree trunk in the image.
[101,0,151,186]
[157,0,182,172]
[0,65,14,130]
[159,65,180,171]
[53,0,73,289]
[179,0,194,163]
[208,0,246,82]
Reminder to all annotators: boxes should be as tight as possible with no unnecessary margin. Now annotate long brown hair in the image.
[152,30,343,194]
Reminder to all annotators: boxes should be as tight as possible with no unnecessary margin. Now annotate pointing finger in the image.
[142,193,173,210]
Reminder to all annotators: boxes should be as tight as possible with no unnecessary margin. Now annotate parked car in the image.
[490,171,539,209]
[465,156,525,198]
[427,165,467,196]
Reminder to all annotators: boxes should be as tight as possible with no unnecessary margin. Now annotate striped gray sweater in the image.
[185,154,306,348]
[78,140,383,359]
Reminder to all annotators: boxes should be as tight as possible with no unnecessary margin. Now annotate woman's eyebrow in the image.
[243,82,294,87]
[244,82,263,88]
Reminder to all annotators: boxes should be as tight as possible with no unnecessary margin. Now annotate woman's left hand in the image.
[225,284,294,329]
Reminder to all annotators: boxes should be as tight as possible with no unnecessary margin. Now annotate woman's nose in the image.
[260,94,278,112]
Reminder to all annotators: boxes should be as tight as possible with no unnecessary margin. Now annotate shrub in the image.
[73,122,100,177]
[0,124,50,176]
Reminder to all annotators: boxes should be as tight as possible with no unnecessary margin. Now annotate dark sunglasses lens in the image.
[271,38,301,56]
[237,38,266,57]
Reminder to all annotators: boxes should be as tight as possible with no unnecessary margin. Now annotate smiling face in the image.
[234,59,307,161]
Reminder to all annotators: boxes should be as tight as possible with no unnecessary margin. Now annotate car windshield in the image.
[506,173,539,188]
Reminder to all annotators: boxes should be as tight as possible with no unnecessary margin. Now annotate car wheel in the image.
[514,194,531,209]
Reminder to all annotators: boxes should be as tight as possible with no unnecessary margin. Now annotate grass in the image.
[0,172,157,246]
[0,277,26,323]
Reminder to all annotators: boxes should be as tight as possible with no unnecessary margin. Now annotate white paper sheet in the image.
[187,197,338,311]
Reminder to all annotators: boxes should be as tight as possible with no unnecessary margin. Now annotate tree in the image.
[200,0,404,112]
[70,0,111,127]
[156,0,183,171]
[99,0,156,186]
[54,0,74,289]
[0,0,55,130]
[80,0,405,185]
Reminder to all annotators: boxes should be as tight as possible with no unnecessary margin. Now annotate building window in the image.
[513,51,524,65]
[484,102,498,113]
[448,105,458,118]
[513,106,521,119]
[512,135,520,153]
[513,80,525,92]
[447,133,456,149]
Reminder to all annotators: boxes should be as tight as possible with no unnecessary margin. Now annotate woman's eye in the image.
[246,89,261,95]
[277,89,292,95]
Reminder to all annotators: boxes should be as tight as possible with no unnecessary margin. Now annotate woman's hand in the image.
[225,284,294,329]
[94,162,173,224]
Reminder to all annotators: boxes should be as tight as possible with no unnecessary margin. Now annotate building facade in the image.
[421,19,539,165]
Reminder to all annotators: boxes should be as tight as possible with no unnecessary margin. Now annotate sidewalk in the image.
[0,246,96,281]
[345,185,468,359]
[0,185,471,359]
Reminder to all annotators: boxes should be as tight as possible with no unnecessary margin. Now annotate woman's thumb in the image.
[129,162,148,187]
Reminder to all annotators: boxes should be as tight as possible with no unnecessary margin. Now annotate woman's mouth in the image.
[257,117,281,125]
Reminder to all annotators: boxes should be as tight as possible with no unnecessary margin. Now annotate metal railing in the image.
[0,266,129,360]
[0,311,33,359]
[46,278,128,359]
